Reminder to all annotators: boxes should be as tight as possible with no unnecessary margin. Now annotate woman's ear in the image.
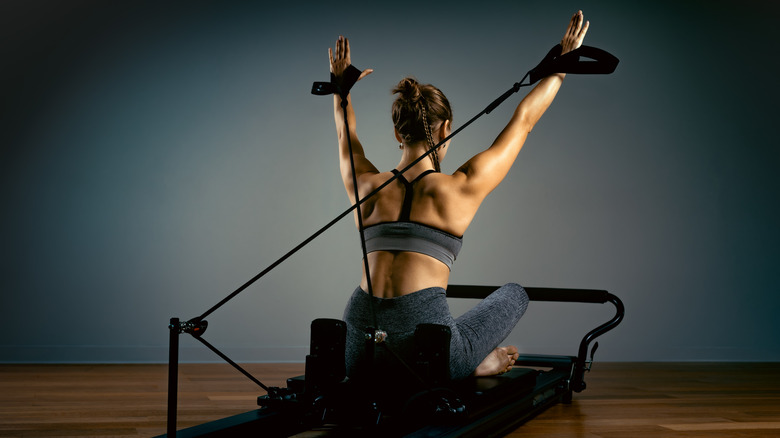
[394,129,403,144]
[438,120,452,141]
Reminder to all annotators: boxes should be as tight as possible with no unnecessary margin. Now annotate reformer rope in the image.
[339,96,379,329]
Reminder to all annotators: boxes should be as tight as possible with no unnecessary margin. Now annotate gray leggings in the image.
[342,283,529,380]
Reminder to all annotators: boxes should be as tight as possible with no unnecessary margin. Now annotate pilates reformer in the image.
[162,285,623,437]
[159,39,620,437]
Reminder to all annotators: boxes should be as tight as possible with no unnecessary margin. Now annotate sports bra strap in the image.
[391,169,436,222]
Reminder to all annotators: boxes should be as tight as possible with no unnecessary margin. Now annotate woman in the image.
[330,11,590,380]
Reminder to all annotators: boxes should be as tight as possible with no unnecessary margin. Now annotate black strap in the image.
[412,169,437,183]
[391,170,411,221]
[392,169,435,222]
[529,44,619,84]
[311,64,363,99]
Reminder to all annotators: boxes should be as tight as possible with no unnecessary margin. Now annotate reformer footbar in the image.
[161,42,620,437]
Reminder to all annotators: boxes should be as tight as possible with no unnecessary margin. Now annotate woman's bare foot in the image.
[473,346,520,376]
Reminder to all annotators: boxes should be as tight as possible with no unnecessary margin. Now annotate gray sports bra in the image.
[363,170,463,270]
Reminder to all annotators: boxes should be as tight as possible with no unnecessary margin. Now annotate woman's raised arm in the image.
[455,11,590,199]
[329,36,376,201]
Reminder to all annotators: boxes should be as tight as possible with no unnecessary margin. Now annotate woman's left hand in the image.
[560,10,589,55]
[329,36,373,81]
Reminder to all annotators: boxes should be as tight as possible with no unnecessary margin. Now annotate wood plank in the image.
[660,421,780,431]
[0,363,778,437]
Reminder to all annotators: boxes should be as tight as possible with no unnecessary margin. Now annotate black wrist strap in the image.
[529,44,619,84]
[529,44,563,84]
[311,64,363,98]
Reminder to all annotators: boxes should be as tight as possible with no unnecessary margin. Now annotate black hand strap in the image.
[312,64,363,98]
[528,44,564,84]
[529,44,619,84]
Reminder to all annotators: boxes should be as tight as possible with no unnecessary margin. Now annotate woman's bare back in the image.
[357,168,479,297]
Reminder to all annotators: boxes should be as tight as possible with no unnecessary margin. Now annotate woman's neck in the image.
[398,145,436,175]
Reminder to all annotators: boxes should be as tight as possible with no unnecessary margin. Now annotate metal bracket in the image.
[365,329,388,344]
[584,342,599,373]
[169,317,208,337]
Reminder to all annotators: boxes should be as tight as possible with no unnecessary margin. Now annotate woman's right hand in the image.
[329,36,373,82]
[560,10,589,55]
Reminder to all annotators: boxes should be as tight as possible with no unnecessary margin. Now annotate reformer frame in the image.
[159,285,624,437]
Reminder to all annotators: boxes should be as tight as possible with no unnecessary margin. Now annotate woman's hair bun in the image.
[393,77,423,104]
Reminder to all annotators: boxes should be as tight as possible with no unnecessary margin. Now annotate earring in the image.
[399,143,404,150]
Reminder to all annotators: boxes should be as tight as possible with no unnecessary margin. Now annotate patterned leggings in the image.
[342,283,529,380]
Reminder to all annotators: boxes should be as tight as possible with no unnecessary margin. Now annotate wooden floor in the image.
[0,362,778,437]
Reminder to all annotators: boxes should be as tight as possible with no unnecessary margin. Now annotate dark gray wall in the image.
[2,0,778,363]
